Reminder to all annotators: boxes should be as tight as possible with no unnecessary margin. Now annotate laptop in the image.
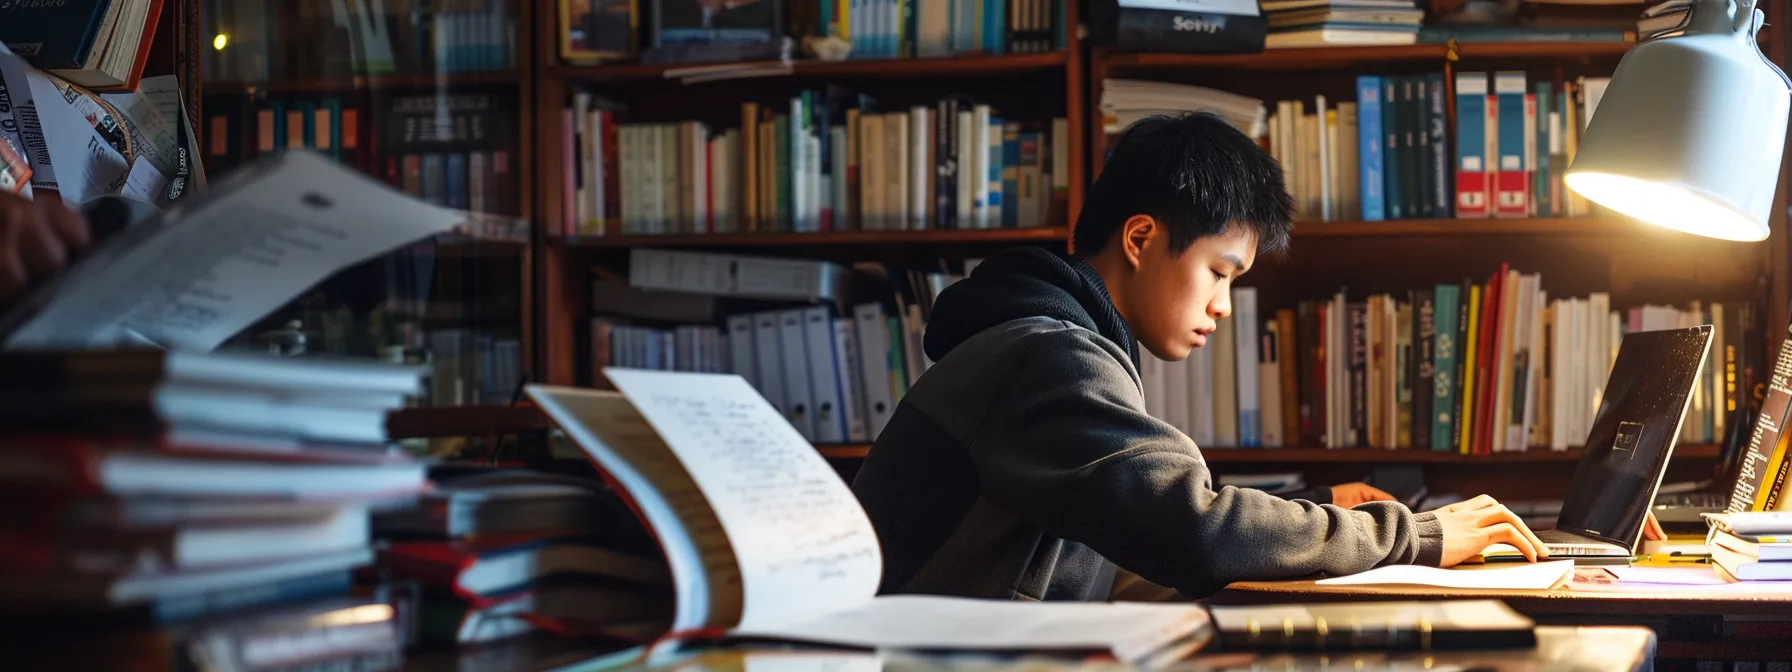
[1482,324,1713,566]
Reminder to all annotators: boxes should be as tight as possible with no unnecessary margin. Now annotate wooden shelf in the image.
[818,445,872,459]
[206,70,522,94]
[555,227,1068,248]
[1101,42,1632,71]
[552,53,1069,83]
[1291,217,1646,238]
[1198,444,1721,463]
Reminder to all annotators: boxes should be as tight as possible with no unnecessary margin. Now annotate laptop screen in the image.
[1556,325,1713,550]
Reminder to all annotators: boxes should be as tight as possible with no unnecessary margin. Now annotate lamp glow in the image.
[213,34,228,50]
[1563,0,1790,242]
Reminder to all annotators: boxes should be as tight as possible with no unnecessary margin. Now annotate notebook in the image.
[1484,325,1714,565]
[1208,600,1536,650]
[524,372,1215,665]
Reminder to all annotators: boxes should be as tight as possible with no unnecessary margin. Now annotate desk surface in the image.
[1216,569,1792,617]
[397,627,1655,672]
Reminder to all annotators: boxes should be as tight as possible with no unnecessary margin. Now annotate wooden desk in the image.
[551,627,1654,672]
[1215,573,1792,664]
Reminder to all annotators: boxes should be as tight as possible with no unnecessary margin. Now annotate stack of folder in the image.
[1706,512,1792,582]
[0,350,428,669]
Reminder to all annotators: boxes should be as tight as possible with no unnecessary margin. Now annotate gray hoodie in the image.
[850,247,1443,601]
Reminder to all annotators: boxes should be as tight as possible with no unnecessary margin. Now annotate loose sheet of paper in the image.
[24,63,128,203]
[2,150,461,351]
[1317,560,1574,590]
[525,386,739,632]
[1606,565,1727,585]
[0,45,60,194]
[603,369,884,632]
[732,594,1211,661]
[120,157,169,202]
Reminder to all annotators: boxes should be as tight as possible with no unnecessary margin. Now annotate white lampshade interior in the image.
[1565,171,1770,241]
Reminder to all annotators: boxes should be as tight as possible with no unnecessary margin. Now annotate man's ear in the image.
[1119,215,1156,271]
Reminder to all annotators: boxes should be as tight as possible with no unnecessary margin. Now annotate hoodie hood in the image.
[923,247,1138,367]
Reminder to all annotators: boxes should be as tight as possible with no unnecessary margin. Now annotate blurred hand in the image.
[1331,482,1397,508]
[1436,494,1550,567]
[0,190,90,302]
[1643,511,1666,541]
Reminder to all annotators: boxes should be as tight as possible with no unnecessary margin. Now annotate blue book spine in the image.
[1356,75,1385,222]
[325,99,343,161]
[987,115,1004,225]
[446,152,468,210]
[1454,72,1490,219]
[1002,123,1019,228]
[1533,81,1552,216]
[1431,284,1460,451]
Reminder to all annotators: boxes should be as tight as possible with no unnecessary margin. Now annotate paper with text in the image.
[1,150,461,351]
[121,157,169,202]
[26,63,128,203]
[525,386,742,631]
[733,595,1211,661]
[604,369,883,631]
[0,45,60,193]
[1317,560,1573,590]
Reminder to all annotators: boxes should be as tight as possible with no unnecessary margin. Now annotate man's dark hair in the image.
[1072,111,1293,258]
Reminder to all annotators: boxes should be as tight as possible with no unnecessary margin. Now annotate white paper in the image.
[99,76,180,178]
[1606,565,1728,586]
[734,595,1211,661]
[120,157,168,202]
[525,386,736,632]
[2,150,462,351]
[24,66,128,203]
[603,369,884,631]
[1317,560,1574,590]
[742,653,883,672]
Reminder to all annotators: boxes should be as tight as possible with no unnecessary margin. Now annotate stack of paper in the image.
[1100,79,1267,139]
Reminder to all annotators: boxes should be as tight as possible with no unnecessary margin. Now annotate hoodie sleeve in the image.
[966,328,1443,597]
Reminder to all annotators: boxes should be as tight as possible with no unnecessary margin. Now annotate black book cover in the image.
[1297,300,1319,446]
[1086,0,1267,54]
[1427,73,1453,218]
[1349,301,1368,448]
[1414,289,1435,450]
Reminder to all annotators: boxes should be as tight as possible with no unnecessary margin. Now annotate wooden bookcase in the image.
[159,0,1791,498]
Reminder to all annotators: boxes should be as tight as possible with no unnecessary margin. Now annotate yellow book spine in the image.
[1459,285,1481,455]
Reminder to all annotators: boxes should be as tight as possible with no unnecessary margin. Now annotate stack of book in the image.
[0,350,429,669]
[371,466,673,645]
[1706,512,1792,582]
[1099,79,1268,139]
[1261,0,1424,48]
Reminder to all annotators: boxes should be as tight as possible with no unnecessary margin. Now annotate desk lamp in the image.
[1565,0,1791,241]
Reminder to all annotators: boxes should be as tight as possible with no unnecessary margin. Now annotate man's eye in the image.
[1211,270,1227,281]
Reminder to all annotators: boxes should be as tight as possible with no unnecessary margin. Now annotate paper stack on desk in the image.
[1318,560,1575,590]
[1705,512,1792,582]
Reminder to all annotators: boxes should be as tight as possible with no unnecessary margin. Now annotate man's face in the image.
[1122,218,1256,362]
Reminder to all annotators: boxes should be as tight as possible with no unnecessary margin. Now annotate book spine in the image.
[1349,301,1368,448]
[1432,285,1459,452]
[1427,74,1451,218]
[1356,76,1385,222]
[1382,78,1401,219]
[1414,290,1434,451]
[1494,72,1528,218]
[1730,331,1792,512]
[1454,72,1490,219]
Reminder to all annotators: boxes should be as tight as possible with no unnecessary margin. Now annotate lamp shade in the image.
[1564,0,1791,241]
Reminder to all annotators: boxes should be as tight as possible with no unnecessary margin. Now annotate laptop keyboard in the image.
[1535,529,1626,556]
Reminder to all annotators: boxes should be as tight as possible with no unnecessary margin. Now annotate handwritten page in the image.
[120,157,169,202]
[603,369,883,631]
[1316,560,1574,590]
[1,150,461,351]
[525,385,743,632]
[733,595,1212,662]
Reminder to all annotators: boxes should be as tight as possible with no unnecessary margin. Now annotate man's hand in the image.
[1330,482,1397,508]
[1436,494,1551,567]
[0,191,90,302]
[1643,511,1666,541]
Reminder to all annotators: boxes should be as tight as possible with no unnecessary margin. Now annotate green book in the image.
[1432,283,1461,451]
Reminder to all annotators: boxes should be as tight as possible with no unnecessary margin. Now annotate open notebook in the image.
[525,371,1213,664]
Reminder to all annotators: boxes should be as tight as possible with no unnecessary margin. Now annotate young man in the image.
[850,112,1550,602]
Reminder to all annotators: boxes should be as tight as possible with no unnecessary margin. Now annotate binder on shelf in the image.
[778,309,818,440]
[727,314,760,394]
[1493,72,1528,219]
[804,306,850,444]
[833,317,871,443]
[1454,72,1491,219]
[628,249,849,302]
[854,303,899,439]
[753,312,790,420]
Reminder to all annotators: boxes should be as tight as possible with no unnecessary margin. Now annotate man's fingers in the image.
[1488,523,1539,562]
[1474,506,1549,558]
[1644,513,1667,541]
[14,219,66,280]
[36,197,90,251]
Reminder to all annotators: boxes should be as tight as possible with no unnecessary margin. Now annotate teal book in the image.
[1432,284,1461,451]
[1533,81,1553,215]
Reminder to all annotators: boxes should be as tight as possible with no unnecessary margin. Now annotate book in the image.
[525,371,1214,662]
[1209,600,1536,650]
